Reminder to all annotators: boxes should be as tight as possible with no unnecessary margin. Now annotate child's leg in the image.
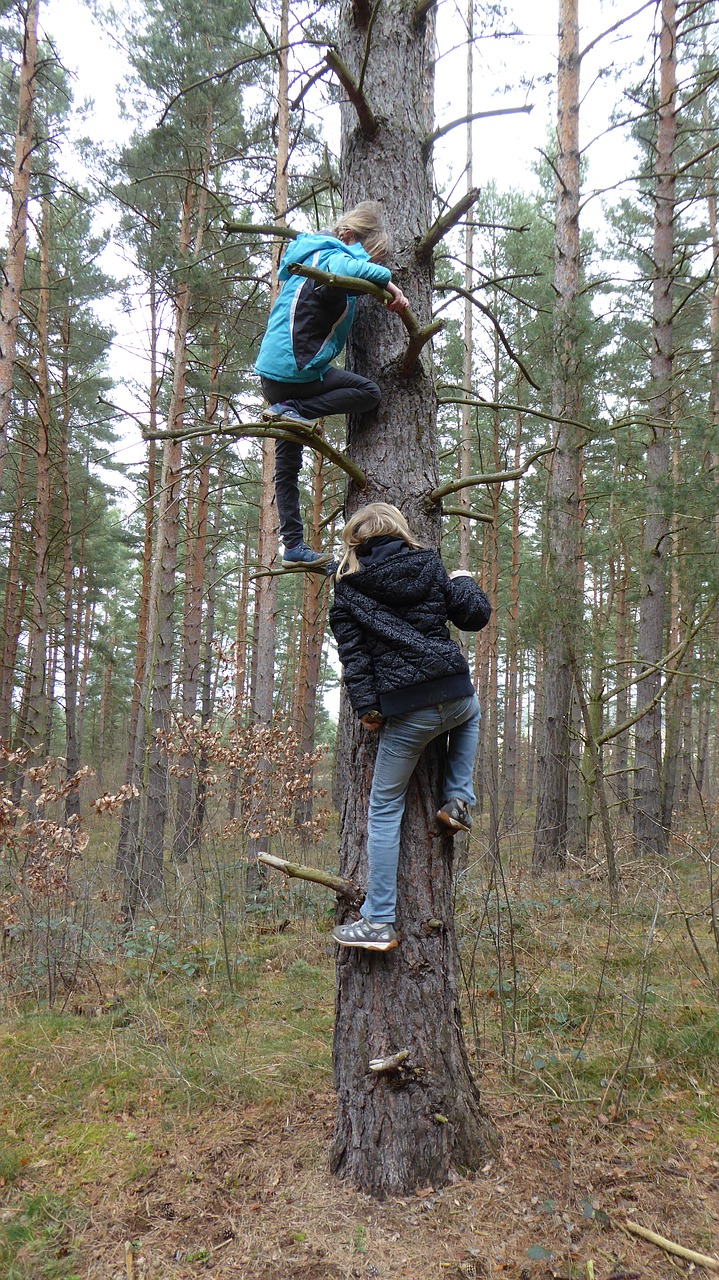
[261,370,380,419]
[442,695,480,805]
[363,707,441,923]
[274,439,304,546]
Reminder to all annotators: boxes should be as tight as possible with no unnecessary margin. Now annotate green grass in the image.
[0,1194,83,1279]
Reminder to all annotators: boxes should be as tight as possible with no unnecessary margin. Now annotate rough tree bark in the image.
[532,0,583,871]
[633,0,676,859]
[330,0,499,1196]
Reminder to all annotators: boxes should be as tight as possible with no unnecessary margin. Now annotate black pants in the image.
[260,368,381,545]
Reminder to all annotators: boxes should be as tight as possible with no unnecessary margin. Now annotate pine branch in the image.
[285,262,445,374]
[413,0,437,25]
[258,851,361,903]
[415,188,480,260]
[223,220,299,240]
[430,444,554,501]
[424,105,533,156]
[324,49,378,137]
[143,419,367,488]
[441,504,492,524]
[434,283,541,390]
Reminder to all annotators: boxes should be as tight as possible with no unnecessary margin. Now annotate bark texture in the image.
[532,0,583,871]
[330,0,499,1196]
[633,0,676,858]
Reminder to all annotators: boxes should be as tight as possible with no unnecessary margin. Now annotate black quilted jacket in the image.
[329,538,491,718]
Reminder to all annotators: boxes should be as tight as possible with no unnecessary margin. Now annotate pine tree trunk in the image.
[533,0,583,872]
[0,0,39,488]
[294,451,328,832]
[0,436,27,749]
[191,472,223,851]
[246,0,288,893]
[59,304,81,818]
[501,407,522,827]
[23,200,51,802]
[330,0,499,1195]
[633,0,676,859]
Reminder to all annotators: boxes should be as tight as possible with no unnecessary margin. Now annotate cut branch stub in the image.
[223,220,299,240]
[416,188,481,261]
[325,49,378,137]
[286,262,444,375]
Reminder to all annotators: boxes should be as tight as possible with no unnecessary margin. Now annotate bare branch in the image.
[416,188,480,261]
[424,105,533,156]
[441,504,492,524]
[578,0,655,62]
[358,0,383,91]
[437,395,593,431]
[413,0,437,25]
[143,418,368,488]
[257,851,361,903]
[434,283,541,390]
[430,444,554,502]
[224,220,299,240]
[324,49,378,137]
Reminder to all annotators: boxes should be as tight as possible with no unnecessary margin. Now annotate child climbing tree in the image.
[327,0,500,1194]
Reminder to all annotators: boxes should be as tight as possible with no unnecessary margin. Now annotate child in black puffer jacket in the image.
[329,502,491,951]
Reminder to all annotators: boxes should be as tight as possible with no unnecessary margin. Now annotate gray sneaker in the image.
[333,918,398,951]
[437,798,473,833]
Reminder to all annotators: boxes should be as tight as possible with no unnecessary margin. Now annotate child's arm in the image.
[329,601,381,720]
[442,567,491,632]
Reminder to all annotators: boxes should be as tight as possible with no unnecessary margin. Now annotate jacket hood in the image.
[279,234,370,278]
[341,546,437,607]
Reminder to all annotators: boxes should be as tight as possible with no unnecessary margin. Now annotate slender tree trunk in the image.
[0,435,27,748]
[23,200,52,800]
[457,0,474,587]
[501,405,522,827]
[246,0,288,892]
[0,0,39,488]
[96,632,115,790]
[633,0,676,859]
[330,0,499,1195]
[533,0,583,872]
[117,271,158,876]
[191,472,223,851]
[228,528,250,822]
[174,332,216,862]
[294,451,328,831]
[59,303,81,817]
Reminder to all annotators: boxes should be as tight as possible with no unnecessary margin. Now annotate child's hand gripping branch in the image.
[254,202,408,572]
[329,503,491,953]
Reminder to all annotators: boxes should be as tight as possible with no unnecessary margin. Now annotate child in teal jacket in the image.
[255,202,408,569]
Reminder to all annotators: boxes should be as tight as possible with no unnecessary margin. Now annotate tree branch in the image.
[416,188,480,260]
[430,444,554,502]
[257,851,361,903]
[143,418,367,488]
[324,49,378,137]
[413,0,437,25]
[424,105,533,155]
[223,220,299,240]
[441,504,492,524]
[434,283,541,390]
[286,262,444,374]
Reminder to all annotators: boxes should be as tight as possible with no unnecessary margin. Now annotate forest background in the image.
[2,0,719,1275]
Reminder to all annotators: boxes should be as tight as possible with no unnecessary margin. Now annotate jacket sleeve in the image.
[440,563,492,632]
[329,597,380,717]
[322,246,392,289]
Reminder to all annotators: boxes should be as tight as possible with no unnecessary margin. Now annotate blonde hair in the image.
[336,503,422,578]
[332,201,390,263]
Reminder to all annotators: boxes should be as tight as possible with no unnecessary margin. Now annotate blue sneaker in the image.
[262,403,315,424]
[282,541,331,571]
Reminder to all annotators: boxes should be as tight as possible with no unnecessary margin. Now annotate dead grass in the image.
[2,826,719,1278]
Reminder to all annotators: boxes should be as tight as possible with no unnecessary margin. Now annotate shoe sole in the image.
[436,809,472,833]
[261,410,318,425]
[333,935,398,952]
[281,553,332,570]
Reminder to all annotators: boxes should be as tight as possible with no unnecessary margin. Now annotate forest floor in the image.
[2,826,719,1279]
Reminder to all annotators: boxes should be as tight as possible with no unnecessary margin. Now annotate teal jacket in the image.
[254,234,391,383]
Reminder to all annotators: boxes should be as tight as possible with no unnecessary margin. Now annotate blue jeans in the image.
[362,694,480,925]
